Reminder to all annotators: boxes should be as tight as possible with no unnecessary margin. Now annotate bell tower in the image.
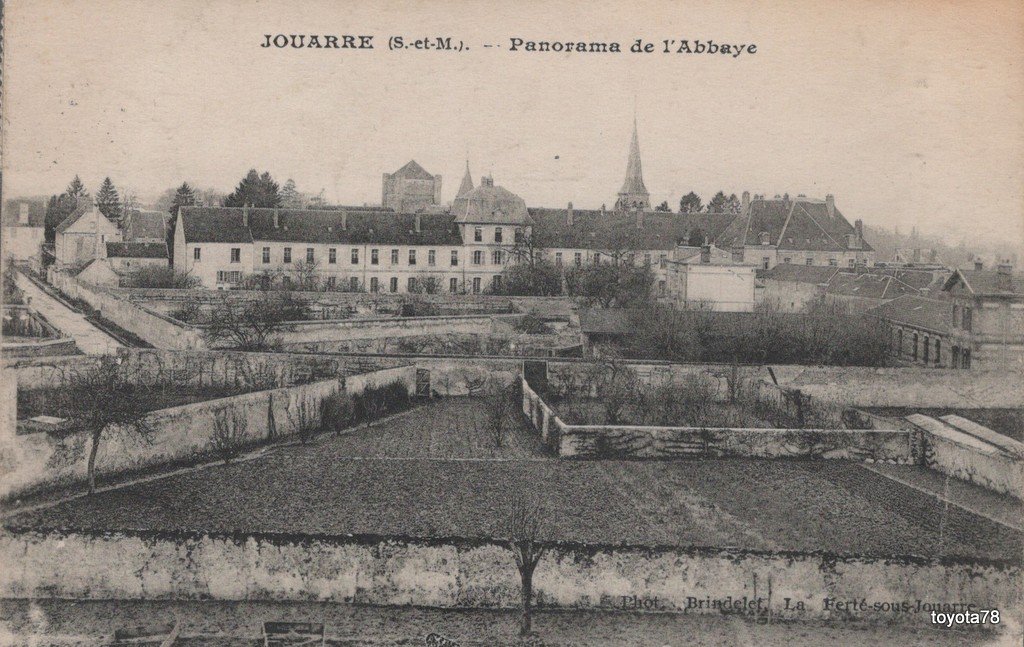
[615,117,651,212]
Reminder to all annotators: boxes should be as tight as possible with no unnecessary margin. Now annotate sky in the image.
[4,0,1024,249]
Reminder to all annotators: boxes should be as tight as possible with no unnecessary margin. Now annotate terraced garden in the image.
[7,398,1021,562]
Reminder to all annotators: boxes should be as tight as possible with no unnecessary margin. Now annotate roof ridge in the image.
[776,200,798,245]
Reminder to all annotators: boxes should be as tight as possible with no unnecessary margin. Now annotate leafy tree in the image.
[224,169,282,208]
[95,177,123,223]
[493,260,562,296]
[679,192,702,214]
[655,200,670,212]
[66,175,88,199]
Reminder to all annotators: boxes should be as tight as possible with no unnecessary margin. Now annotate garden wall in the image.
[0,364,416,501]
[0,529,1019,630]
[522,377,912,462]
[905,415,1024,501]
[49,271,204,350]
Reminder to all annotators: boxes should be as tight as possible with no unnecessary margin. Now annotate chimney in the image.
[414,213,421,233]
[741,191,750,215]
[826,194,835,218]
[242,204,249,227]
[997,262,1013,290]
[700,244,711,264]
[855,219,864,244]
[566,202,574,227]
[273,208,280,229]
[341,211,347,231]
[974,260,984,271]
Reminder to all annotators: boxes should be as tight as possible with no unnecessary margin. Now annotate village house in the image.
[941,264,1024,369]
[663,244,756,312]
[1,199,46,262]
[53,203,121,270]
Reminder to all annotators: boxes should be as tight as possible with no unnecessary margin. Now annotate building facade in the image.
[942,266,1024,369]
[381,160,442,212]
[1,199,46,261]
[54,204,122,270]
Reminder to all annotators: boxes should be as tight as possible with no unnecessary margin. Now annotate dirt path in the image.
[15,272,122,355]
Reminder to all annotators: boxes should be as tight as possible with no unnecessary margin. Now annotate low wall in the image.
[49,271,205,350]
[523,376,911,462]
[1,337,79,358]
[1,529,1019,630]
[556,425,914,462]
[0,364,416,500]
[905,415,1024,501]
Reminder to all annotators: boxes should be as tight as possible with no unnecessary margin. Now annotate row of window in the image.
[776,257,858,268]
[473,226,523,244]
[893,328,971,368]
[219,271,499,294]
[194,247,512,267]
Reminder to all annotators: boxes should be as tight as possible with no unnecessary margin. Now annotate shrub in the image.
[209,406,249,464]
[351,379,411,425]
[320,392,355,435]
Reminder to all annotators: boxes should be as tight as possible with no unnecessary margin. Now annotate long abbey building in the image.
[173,121,873,292]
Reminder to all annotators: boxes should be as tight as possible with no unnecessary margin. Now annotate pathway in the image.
[14,272,122,355]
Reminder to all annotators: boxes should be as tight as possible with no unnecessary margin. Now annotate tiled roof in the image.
[124,210,167,241]
[716,198,872,253]
[528,208,735,251]
[452,182,531,225]
[757,264,839,284]
[825,272,919,300]
[866,295,952,334]
[389,160,435,181]
[2,199,46,227]
[106,242,168,259]
[945,268,1024,297]
[180,207,463,246]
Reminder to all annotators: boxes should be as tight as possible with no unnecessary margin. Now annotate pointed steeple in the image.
[616,117,650,212]
[456,160,474,198]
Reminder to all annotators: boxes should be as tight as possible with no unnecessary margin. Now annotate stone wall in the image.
[0,529,1019,629]
[49,271,205,350]
[1,364,416,500]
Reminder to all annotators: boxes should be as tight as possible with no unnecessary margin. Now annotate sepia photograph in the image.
[0,0,1022,645]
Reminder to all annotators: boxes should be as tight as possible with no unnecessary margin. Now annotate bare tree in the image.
[52,356,157,494]
[209,405,249,464]
[203,292,308,350]
[482,378,515,449]
[504,494,548,637]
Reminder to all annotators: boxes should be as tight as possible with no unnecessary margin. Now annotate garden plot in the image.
[8,400,1021,561]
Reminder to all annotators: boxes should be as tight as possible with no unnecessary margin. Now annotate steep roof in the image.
[123,210,168,241]
[619,119,649,197]
[54,201,101,234]
[866,295,952,335]
[390,160,435,181]
[716,197,872,253]
[2,199,46,227]
[528,208,735,251]
[456,162,474,198]
[106,241,168,259]
[452,179,531,225]
[180,207,462,246]
[944,268,1024,297]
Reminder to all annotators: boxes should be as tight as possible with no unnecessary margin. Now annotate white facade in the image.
[54,207,122,270]
[665,246,757,312]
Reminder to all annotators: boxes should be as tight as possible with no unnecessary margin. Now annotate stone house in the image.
[941,265,1024,369]
[381,160,442,213]
[664,244,756,312]
[867,295,953,367]
[54,204,121,270]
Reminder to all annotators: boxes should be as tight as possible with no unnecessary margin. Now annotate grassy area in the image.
[865,407,1024,442]
[8,400,1020,560]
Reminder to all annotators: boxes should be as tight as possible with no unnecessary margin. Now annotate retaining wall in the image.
[0,364,416,500]
[0,529,1019,630]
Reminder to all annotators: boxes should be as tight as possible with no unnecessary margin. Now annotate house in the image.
[866,295,953,367]
[941,264,1024,369]
[664,244,756,312]
[715,193,874,270]
[104,241,169,273]
[1,199,46,261]
[54,203,121,270]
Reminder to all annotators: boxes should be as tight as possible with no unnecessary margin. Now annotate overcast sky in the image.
[4,0,1023,248]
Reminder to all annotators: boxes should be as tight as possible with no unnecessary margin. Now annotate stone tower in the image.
[615,118,651,212]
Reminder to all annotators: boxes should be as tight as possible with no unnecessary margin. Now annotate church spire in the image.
[616,117,650,212]
[456,160,474,198]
